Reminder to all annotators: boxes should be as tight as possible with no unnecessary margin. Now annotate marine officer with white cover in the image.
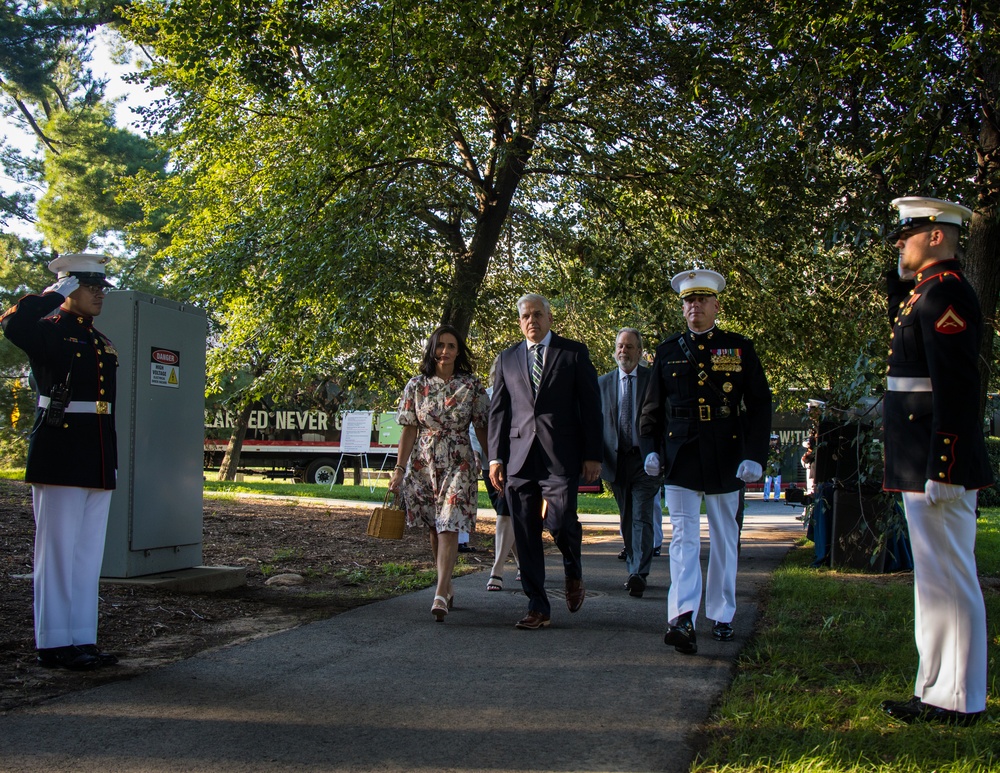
[880,197,993,726]
[1,254,119,671]
[639,269,771,654]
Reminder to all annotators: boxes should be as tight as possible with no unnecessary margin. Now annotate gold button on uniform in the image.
[939,472,946,479]
[908,414,915,420]
[941,456,948,461]
[698,397,706,404]
[944,438,951,445]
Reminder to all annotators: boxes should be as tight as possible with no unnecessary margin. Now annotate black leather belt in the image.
[670,405,736,421]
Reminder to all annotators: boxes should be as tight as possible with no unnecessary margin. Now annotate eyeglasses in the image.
[80,284,108,296]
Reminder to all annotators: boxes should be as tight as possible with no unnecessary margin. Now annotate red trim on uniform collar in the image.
[913,258,962,287]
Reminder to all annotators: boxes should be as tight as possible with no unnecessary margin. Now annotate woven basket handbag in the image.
[366,491,406,539]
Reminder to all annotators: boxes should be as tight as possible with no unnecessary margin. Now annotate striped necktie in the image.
[530,344,544,393]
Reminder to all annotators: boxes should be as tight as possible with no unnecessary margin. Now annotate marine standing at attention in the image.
[879,196,993,726]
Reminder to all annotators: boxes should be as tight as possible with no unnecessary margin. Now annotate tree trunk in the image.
[966,45,1000,421]
[218,402,253,481]
[441,135,535,337]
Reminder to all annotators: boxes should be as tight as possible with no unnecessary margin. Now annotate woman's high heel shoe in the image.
[432,595,449,622]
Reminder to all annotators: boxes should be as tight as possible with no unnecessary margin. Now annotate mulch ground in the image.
[0,478,502,713]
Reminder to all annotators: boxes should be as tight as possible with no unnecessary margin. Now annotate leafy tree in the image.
[118,2,716,337]
[118,0,911,419]
[36,100,168,252]
[672,0,1000,411]
[0,234,49,464]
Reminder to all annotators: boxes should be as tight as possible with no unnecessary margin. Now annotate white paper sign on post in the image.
[339,411,373,453]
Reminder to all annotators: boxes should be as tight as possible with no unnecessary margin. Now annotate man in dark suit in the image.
[599,328,661,598]
[639,269,771,654]
[879,196,992,727]
[488,293,602,629]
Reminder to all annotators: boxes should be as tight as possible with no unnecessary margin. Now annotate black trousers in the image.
[505,447,582,616]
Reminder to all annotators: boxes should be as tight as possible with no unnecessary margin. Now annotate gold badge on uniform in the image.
[711,349,742,373]
[722,382,733,393]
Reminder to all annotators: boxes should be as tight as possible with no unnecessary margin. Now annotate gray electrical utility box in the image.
[99,291,207,578]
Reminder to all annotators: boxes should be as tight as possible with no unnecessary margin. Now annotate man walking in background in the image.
[599,328,661,598]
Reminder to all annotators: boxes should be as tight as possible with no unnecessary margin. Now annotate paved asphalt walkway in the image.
[0,496,803,773]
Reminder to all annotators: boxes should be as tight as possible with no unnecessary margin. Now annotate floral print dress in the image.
[396,372,489,532]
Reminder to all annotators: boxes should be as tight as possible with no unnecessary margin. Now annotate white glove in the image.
[736,459,763,483]
[897,255,915,281]
[43,276,80,298]
[644,452,661,477]
[925,480,965,506]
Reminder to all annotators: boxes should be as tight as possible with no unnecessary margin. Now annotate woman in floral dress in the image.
[388,325,489,622]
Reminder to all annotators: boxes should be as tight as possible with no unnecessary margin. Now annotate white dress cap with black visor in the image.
[47,253,114,288]
[670,268,726,299]
[887,196,973,241]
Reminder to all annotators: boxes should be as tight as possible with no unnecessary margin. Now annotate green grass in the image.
[6,465,622,512]
[334,562,438,596]
[976,509,1000,577]
[202,477,622,513]
[695,507,1000,773]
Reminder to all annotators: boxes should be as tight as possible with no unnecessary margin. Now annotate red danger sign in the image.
[151,348,180,366]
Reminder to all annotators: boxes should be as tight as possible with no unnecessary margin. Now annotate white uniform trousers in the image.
[903,490,987,713]
[664,486,740,627]
[31,484,113,650]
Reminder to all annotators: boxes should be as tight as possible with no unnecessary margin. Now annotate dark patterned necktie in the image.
[531,344,544,393]
[620,374,633,449]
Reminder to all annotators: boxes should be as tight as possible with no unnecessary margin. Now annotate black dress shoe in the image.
[626,573,646,598]
[712,621,734,641]
[457,544,477,553]
[36,646,100,671]
[652,546,661,557]
[78,644,119,666]
[664,616,697,655]
[881,696,985,726]
[617,548,627,560]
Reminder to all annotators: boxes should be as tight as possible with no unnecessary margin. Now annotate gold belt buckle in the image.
[699,405,711,421]
[96,401,110,415]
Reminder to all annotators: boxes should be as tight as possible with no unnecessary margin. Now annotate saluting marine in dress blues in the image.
[1,254,119,671]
